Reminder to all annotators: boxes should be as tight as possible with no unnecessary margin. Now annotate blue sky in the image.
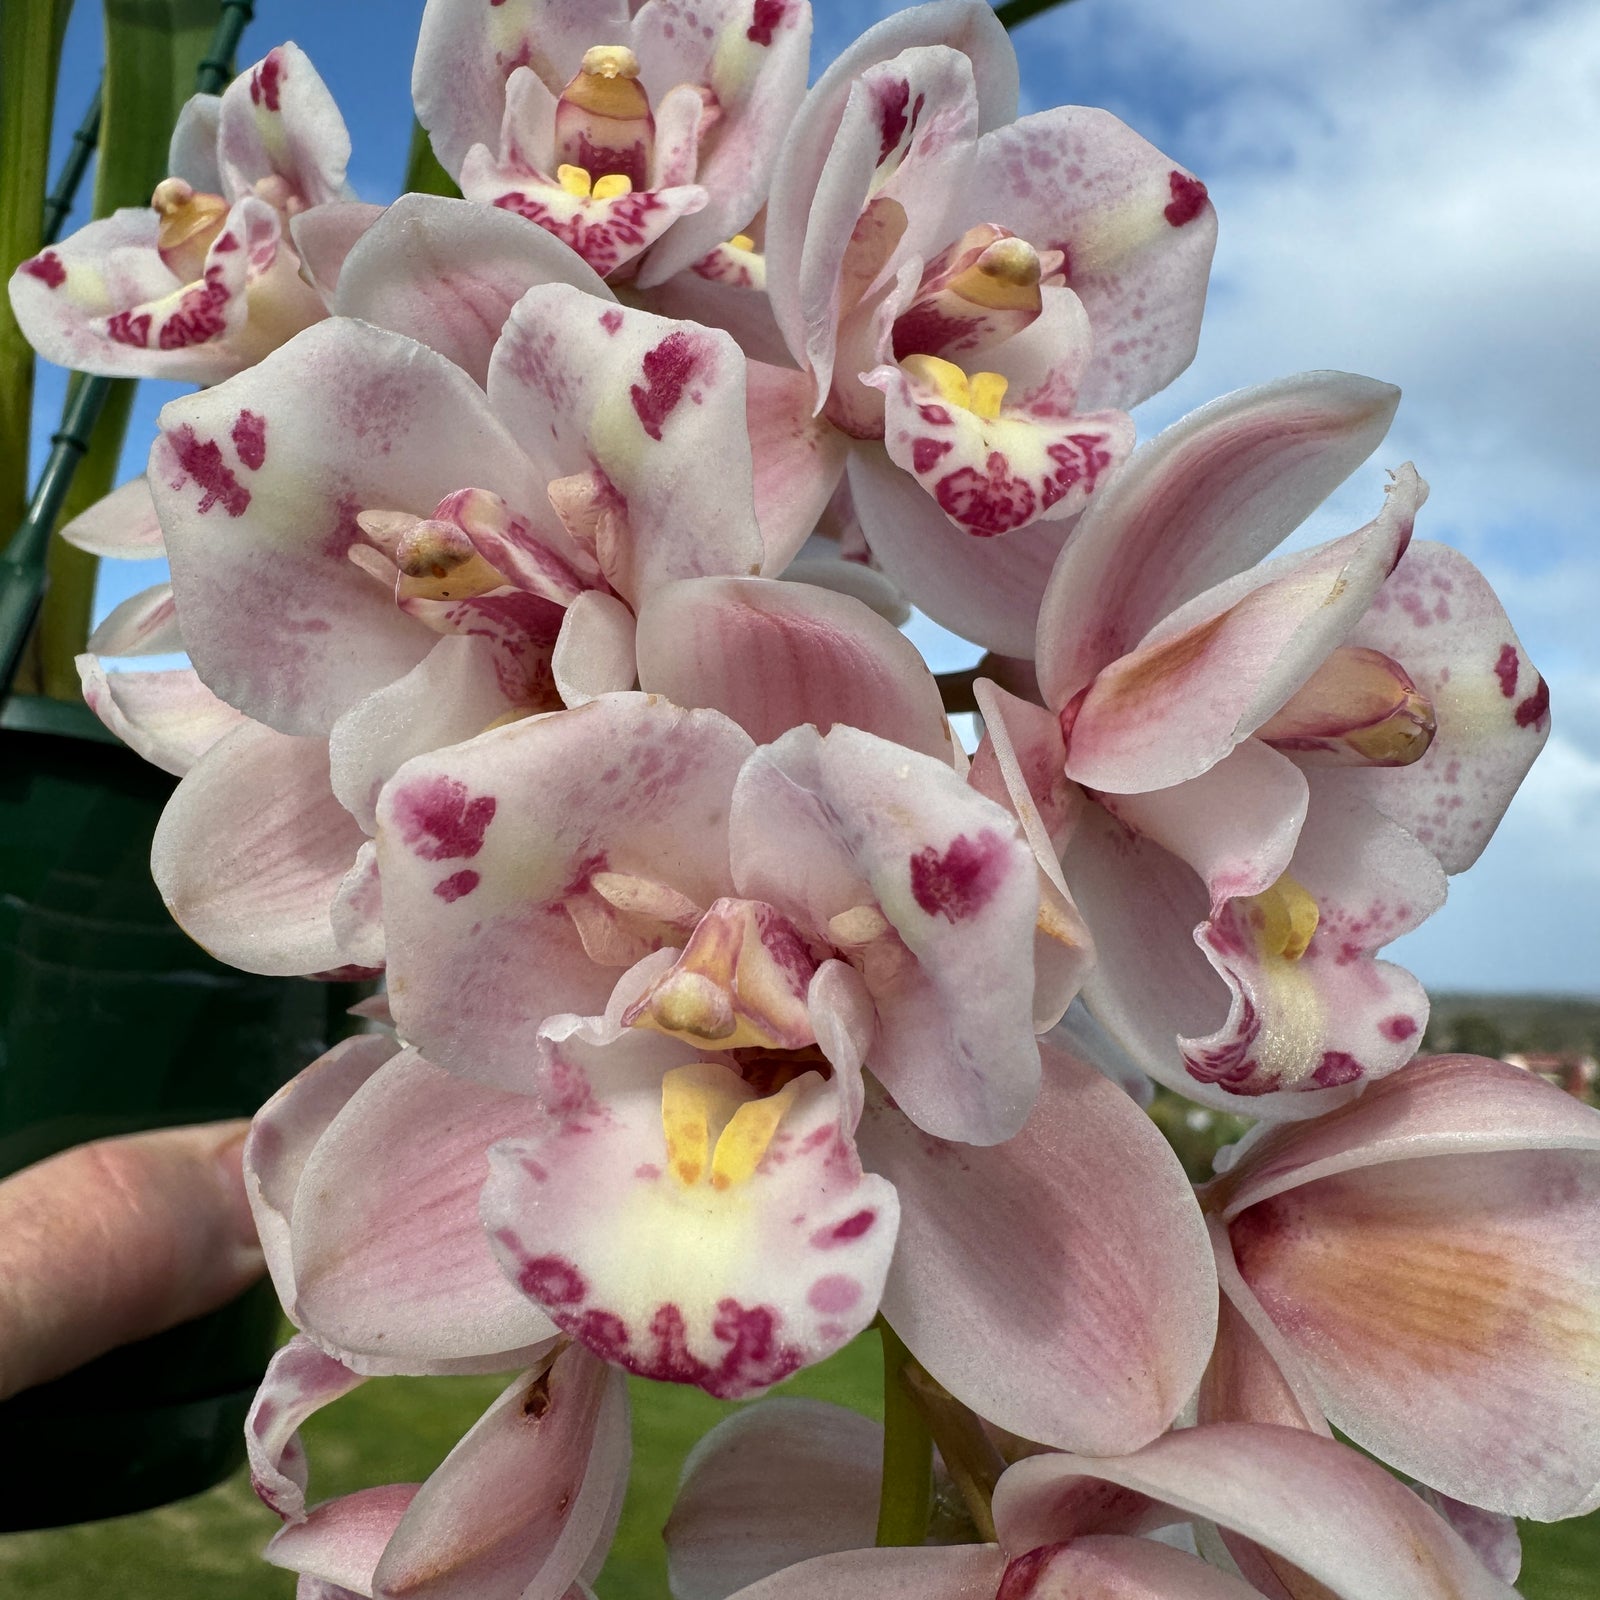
[32,0,1598,994]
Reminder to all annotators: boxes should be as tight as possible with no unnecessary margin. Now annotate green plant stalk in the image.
[27,0,217,697]
[902,1364,1004,1542]
[875,1320,935,1547]
[0,0,74,548]
[406,117,463,199]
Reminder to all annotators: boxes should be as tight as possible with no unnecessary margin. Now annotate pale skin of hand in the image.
[0,1121,266,1400]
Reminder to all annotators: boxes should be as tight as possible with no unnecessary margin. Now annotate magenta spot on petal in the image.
[935,452,1037,536]
[1515,676,1549,729]
[165,425,251,516]
[807,1274,861,1314]
[916,402,952,426]
[875,78,911,164]
[519,1254,587,1305]
[107,309,153,347]
[1311,1050,1364,1087]
[1494,643,1519,698]
[231,409,267,470]
[212,231,239,252]
[812,1208,876,1249]
[155,266,231,349]
[1164,170,1208,227]
[911,436,952,474]
[434,868,480,901]
[21,251,65,288]
[746,0,784,45]
[249,50,284,112]
[909,828,1011,922]
[1381,1015,1419,1043]
[629,330,702,440]
[392,774,497,860]
[600,308,623,335]
[579,1309,631,1359]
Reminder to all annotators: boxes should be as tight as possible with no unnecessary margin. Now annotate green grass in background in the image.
[0,1327,1594,1595]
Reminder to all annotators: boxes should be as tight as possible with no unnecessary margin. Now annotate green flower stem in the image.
[0,0,73,547]
[902,1364,1005,1543]
[875,1319,935,1547]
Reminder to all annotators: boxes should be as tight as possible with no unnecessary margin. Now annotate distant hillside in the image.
[1423,992,1600,1056]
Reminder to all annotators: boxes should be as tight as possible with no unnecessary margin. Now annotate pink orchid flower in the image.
[10,45,350,382]
[1199,1053,1600,1521]
[1005,371,1548,1116]
[755,0,1215,651]
[247,1329,626,1600]
[413,0,810,285]
[371,692,1213,1413]
[140,286,808,975]
[666,1411,1517,1600]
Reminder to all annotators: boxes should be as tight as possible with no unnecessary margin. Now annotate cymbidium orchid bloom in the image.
[371,692,1215,1417]
[140,285,828,975]
[1000,371,1548,1116]
[665,1410,1519,1600]
[9,45,351,382]
[757,0,1216,651]
[246,1328,627,1600]
[413,0,810,285]
[1199,1053,1600,1521]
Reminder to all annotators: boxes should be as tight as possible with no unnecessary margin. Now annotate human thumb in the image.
[0,1120,266,1400]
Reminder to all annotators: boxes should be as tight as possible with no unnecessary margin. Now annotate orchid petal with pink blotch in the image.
[1202,1054,1600,1519]
[9,46,349,381]
[486,284,765,602]
[377,696,754,1090]
[731,724,1040,1143]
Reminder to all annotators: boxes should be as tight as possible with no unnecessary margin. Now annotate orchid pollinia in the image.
[10,0,1591,1594]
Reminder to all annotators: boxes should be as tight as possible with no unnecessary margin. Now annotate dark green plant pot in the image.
[0,695,355,1530]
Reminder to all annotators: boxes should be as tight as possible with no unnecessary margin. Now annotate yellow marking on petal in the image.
[661,1065,719,1187]
[710,1078,803,1190]
[901,353,971,410]
[967,370,1009,419]
[728,233,756,253]
[1245,874,1320,963]
[901,354,1009,420]
[558,164,594,198]
[591,172,634,200]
